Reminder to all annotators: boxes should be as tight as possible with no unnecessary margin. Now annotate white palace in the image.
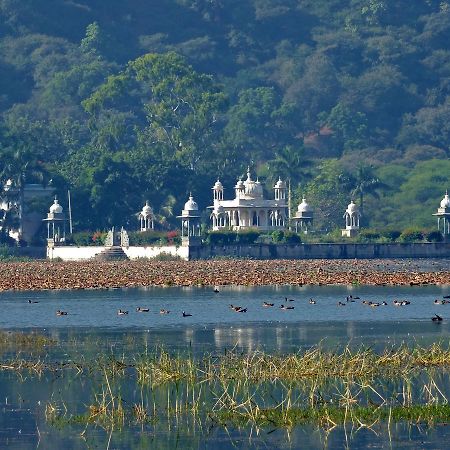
[209,168,289,231]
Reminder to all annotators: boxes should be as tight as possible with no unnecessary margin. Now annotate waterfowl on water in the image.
[263,302,274,307]
[229,304,244,312]
[28,299,39,304]
[432,314,443,322]
[337,301,346,306]
[160,309,170,315]
[381,301,388,306]
[443,295,450,299]
[285,297,295,302]
[182,311,192,317]
[434,299,443,305]
[213,287,220,293]
[280,304,294,310]
[136,307,149,312]
[56,310,68,316]
[237,308,247,313]
[346,296,355,302]
[117,309,128,315]
[309,298,316,304]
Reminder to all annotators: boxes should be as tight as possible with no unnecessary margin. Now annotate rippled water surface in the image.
[1,285,450,449]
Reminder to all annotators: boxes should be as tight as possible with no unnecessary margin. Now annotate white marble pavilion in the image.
[209,168,288,231]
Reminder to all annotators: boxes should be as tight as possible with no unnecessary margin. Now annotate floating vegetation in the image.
[0,259,448,291]
[1,342,450,435]
[0,330,56,350]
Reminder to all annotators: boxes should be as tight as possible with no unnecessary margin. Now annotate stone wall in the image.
[188,242,450,260]
[47,245,188,261]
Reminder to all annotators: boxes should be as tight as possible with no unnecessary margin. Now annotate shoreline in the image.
[0,259,449,292]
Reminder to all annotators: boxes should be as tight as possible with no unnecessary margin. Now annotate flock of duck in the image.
[27,291,449,322]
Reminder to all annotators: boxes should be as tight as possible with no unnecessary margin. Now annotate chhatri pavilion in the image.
[209,168,289,231]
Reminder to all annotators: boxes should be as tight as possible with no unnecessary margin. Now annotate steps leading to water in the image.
[94,246,129,261]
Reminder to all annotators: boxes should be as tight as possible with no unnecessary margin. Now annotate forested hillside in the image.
[0,0,449,235]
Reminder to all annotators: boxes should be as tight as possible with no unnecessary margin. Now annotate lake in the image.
[1,285,449,449]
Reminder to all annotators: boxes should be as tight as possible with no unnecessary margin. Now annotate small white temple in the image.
[138,201,154,231]
[433,191,450,236]
[42,197,66,245]
[209,168,288,231]
[292,198,313,233]
[342,200,361,237]
[177,194,201,244]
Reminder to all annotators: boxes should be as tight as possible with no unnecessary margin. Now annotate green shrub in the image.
[425,230,444,242]
[128,230,168,246]
[399,228,424,242]
[70,231,94,246]
[283,231,302,244]
[357,229,381,243]
[271,230,285,243]
[236,229,260,244]
[205,230,236,245]
[380,229,402,242]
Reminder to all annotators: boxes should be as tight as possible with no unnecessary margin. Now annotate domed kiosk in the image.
[209,167,288,231]
[433,191,450,237]
[177,194,201,245]
[42,197,66,246]
[138,201,154,231]
[342,200,361,237]
[292,198,313,234]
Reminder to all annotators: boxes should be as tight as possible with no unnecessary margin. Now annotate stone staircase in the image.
[94,246,129,261]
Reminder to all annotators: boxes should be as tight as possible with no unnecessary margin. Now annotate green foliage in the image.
[236,229,260,244]
[205,229,260,245]
[425,230,444,243]
[399,228,424,243]
[68,231,107,246]
[128,230,170,246]
[1,0,450,235]
[205,230,237,246]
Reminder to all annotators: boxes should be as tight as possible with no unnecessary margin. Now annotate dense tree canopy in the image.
[0,0,449,236]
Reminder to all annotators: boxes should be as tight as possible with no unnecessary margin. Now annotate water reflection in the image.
[0,284,450,449]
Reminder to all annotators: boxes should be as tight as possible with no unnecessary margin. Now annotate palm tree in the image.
[340,165,385,220]
[265,145,311,188]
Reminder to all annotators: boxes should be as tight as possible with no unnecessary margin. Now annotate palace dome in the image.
[440,192,450,209]
[141,201,153,216]
[213,179,223,190]
[49,198,63,214]
[274,178,286,189]
[297,198,312,213]
[184,195,198,211]
[346,201,358,213]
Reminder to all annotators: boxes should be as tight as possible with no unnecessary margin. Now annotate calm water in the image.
[1,285,450,449]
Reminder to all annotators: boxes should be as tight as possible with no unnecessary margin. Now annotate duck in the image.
[117,309,128,315]
[434,299,442,305]
[337,301,346,306]
[381,301,388,306]
[393,300,402,306]
[309,298,316,304]
[401,300,411,306]
[28,299,39,304]
[230,304,244,312]
[213,287,220,293]
[280,304,294,310]
[443,295,450,299]
[237,308,247,313]
[56,310,68,316]
[370,302,380,307]
[263,302,274,307]
[285,297,295,302]
[182,311,192,317]
[136,307,150,312]
[160,309,170,315]
[346,296,355,303]
[432,314,443,322]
